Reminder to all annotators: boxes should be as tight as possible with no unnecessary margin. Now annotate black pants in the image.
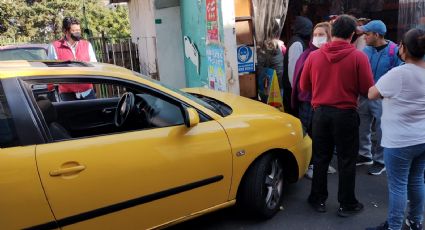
[309,106,360,205]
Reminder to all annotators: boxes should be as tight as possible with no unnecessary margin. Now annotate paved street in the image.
[170,161,423,230]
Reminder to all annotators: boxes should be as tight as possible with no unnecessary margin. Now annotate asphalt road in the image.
[169,161,423,230]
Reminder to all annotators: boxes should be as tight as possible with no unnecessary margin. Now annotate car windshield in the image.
[132,72,220,114]
[0,48,47,61]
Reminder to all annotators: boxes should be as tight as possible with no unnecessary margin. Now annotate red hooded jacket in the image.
[300,40,374,110]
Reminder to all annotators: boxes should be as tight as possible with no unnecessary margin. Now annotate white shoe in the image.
[327,166,337,174]
[305,165,313,179]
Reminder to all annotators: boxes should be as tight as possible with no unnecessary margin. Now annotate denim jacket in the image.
[363,40,403,83]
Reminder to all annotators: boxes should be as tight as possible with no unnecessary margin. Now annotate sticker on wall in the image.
[207,45,226,91]
[237,45,255,73]
[183,36,200,75]
[206,0,219,43]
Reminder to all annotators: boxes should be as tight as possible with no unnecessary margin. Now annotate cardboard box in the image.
[234,0,251,17]
[236,20,254,45]
[239,74,257,98]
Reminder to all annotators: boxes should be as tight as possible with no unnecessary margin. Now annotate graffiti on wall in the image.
[183,36,200,75]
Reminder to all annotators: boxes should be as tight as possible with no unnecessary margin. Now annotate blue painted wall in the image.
[180,0,224,87]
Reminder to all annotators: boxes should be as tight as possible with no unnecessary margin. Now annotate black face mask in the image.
[397,50,405,62]
[70,32,81,41]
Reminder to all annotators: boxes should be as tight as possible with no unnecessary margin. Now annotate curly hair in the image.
[62,17,80,32]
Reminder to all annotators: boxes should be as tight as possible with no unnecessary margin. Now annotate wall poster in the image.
[206,45,226,91]
[206,0,219,43]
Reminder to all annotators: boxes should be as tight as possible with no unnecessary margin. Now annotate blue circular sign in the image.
[237,45,252,63]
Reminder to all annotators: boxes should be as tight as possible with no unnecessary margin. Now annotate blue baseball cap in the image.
[359,20,387,35]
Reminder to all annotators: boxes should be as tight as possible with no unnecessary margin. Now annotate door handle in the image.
[49,165,86,176]
[102,108,115,114]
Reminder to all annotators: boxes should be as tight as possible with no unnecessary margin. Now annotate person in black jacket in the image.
[283,15,313,115]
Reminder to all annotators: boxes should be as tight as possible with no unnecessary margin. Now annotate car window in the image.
[27,78,185,142]
[0,82,19,148]
[0,48,47,61]
[132,71,220,113]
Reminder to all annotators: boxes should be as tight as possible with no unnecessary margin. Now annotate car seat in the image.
[37,99,71,140]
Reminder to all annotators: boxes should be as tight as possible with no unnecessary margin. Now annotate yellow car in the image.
[0,61,311,230]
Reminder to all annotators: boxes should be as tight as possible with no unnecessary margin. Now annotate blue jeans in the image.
[384,143,425,230]
[358,96,384,164]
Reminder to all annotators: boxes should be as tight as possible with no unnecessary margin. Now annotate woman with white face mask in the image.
[291,22,333,179]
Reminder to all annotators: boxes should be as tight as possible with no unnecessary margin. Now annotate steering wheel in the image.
[115,92,135,127]
[136,96,154,128]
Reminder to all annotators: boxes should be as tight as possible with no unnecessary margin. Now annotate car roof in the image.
[0,44,48,51]
[0,61,139,81]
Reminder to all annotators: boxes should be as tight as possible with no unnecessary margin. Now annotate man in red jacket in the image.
[47,17,97,101]
[300,15,374,217]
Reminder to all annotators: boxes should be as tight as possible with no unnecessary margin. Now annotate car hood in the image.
[183,87,285,117]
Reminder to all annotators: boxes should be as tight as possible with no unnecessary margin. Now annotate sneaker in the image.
[365,221,389,230]
[368,163,386,176]
[356,155,373,166]
[337,202,364,217]
[405,217,423,230]
[305,165,336,179]
[328,165,337,174]
[305,165,313,179]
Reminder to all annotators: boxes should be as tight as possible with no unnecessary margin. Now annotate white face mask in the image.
[312,36,328,48]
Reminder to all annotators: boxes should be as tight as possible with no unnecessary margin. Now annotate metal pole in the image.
[102,32,109,63]
[136,37,142,73]
[128,39,134,71]
[83,0,90,37]
[120,39,125,67]
[112,42,116,65]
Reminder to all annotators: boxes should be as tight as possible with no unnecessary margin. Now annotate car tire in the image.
[238,153,284,219]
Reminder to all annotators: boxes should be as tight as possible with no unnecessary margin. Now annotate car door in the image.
[53,97,120,137]
[33,79,232,229]
[0,78,57,229]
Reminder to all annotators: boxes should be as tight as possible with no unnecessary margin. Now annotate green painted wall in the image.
[180,0,224,87]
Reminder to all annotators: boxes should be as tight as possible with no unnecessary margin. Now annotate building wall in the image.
[180,0,239,95]
[155,6,186,89]
[127,0,158,76]
[126,0,239,94]
[221,0,240,95]
[180,0,208,87]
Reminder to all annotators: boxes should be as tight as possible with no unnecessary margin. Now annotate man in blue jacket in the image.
[356,20,402,175]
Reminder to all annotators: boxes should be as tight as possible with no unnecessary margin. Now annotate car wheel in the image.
[238,154,284,219]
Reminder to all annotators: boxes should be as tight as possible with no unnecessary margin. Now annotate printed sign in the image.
[237,45,255,73]
[206,0,219,43]
[206,45,226,91]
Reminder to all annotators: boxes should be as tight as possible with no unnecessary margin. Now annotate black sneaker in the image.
[337,202,364,217]
[368,163,386,175]
[356,155,373,166]
[405,217,423,230]
[365,221,389,230]
[308,197,327,213]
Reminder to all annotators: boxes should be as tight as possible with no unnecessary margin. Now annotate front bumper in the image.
[288,135,312,180]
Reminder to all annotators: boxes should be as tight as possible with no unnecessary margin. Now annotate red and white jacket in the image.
[49,39,94,93]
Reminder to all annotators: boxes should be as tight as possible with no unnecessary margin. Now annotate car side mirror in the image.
[184,107,200,128]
